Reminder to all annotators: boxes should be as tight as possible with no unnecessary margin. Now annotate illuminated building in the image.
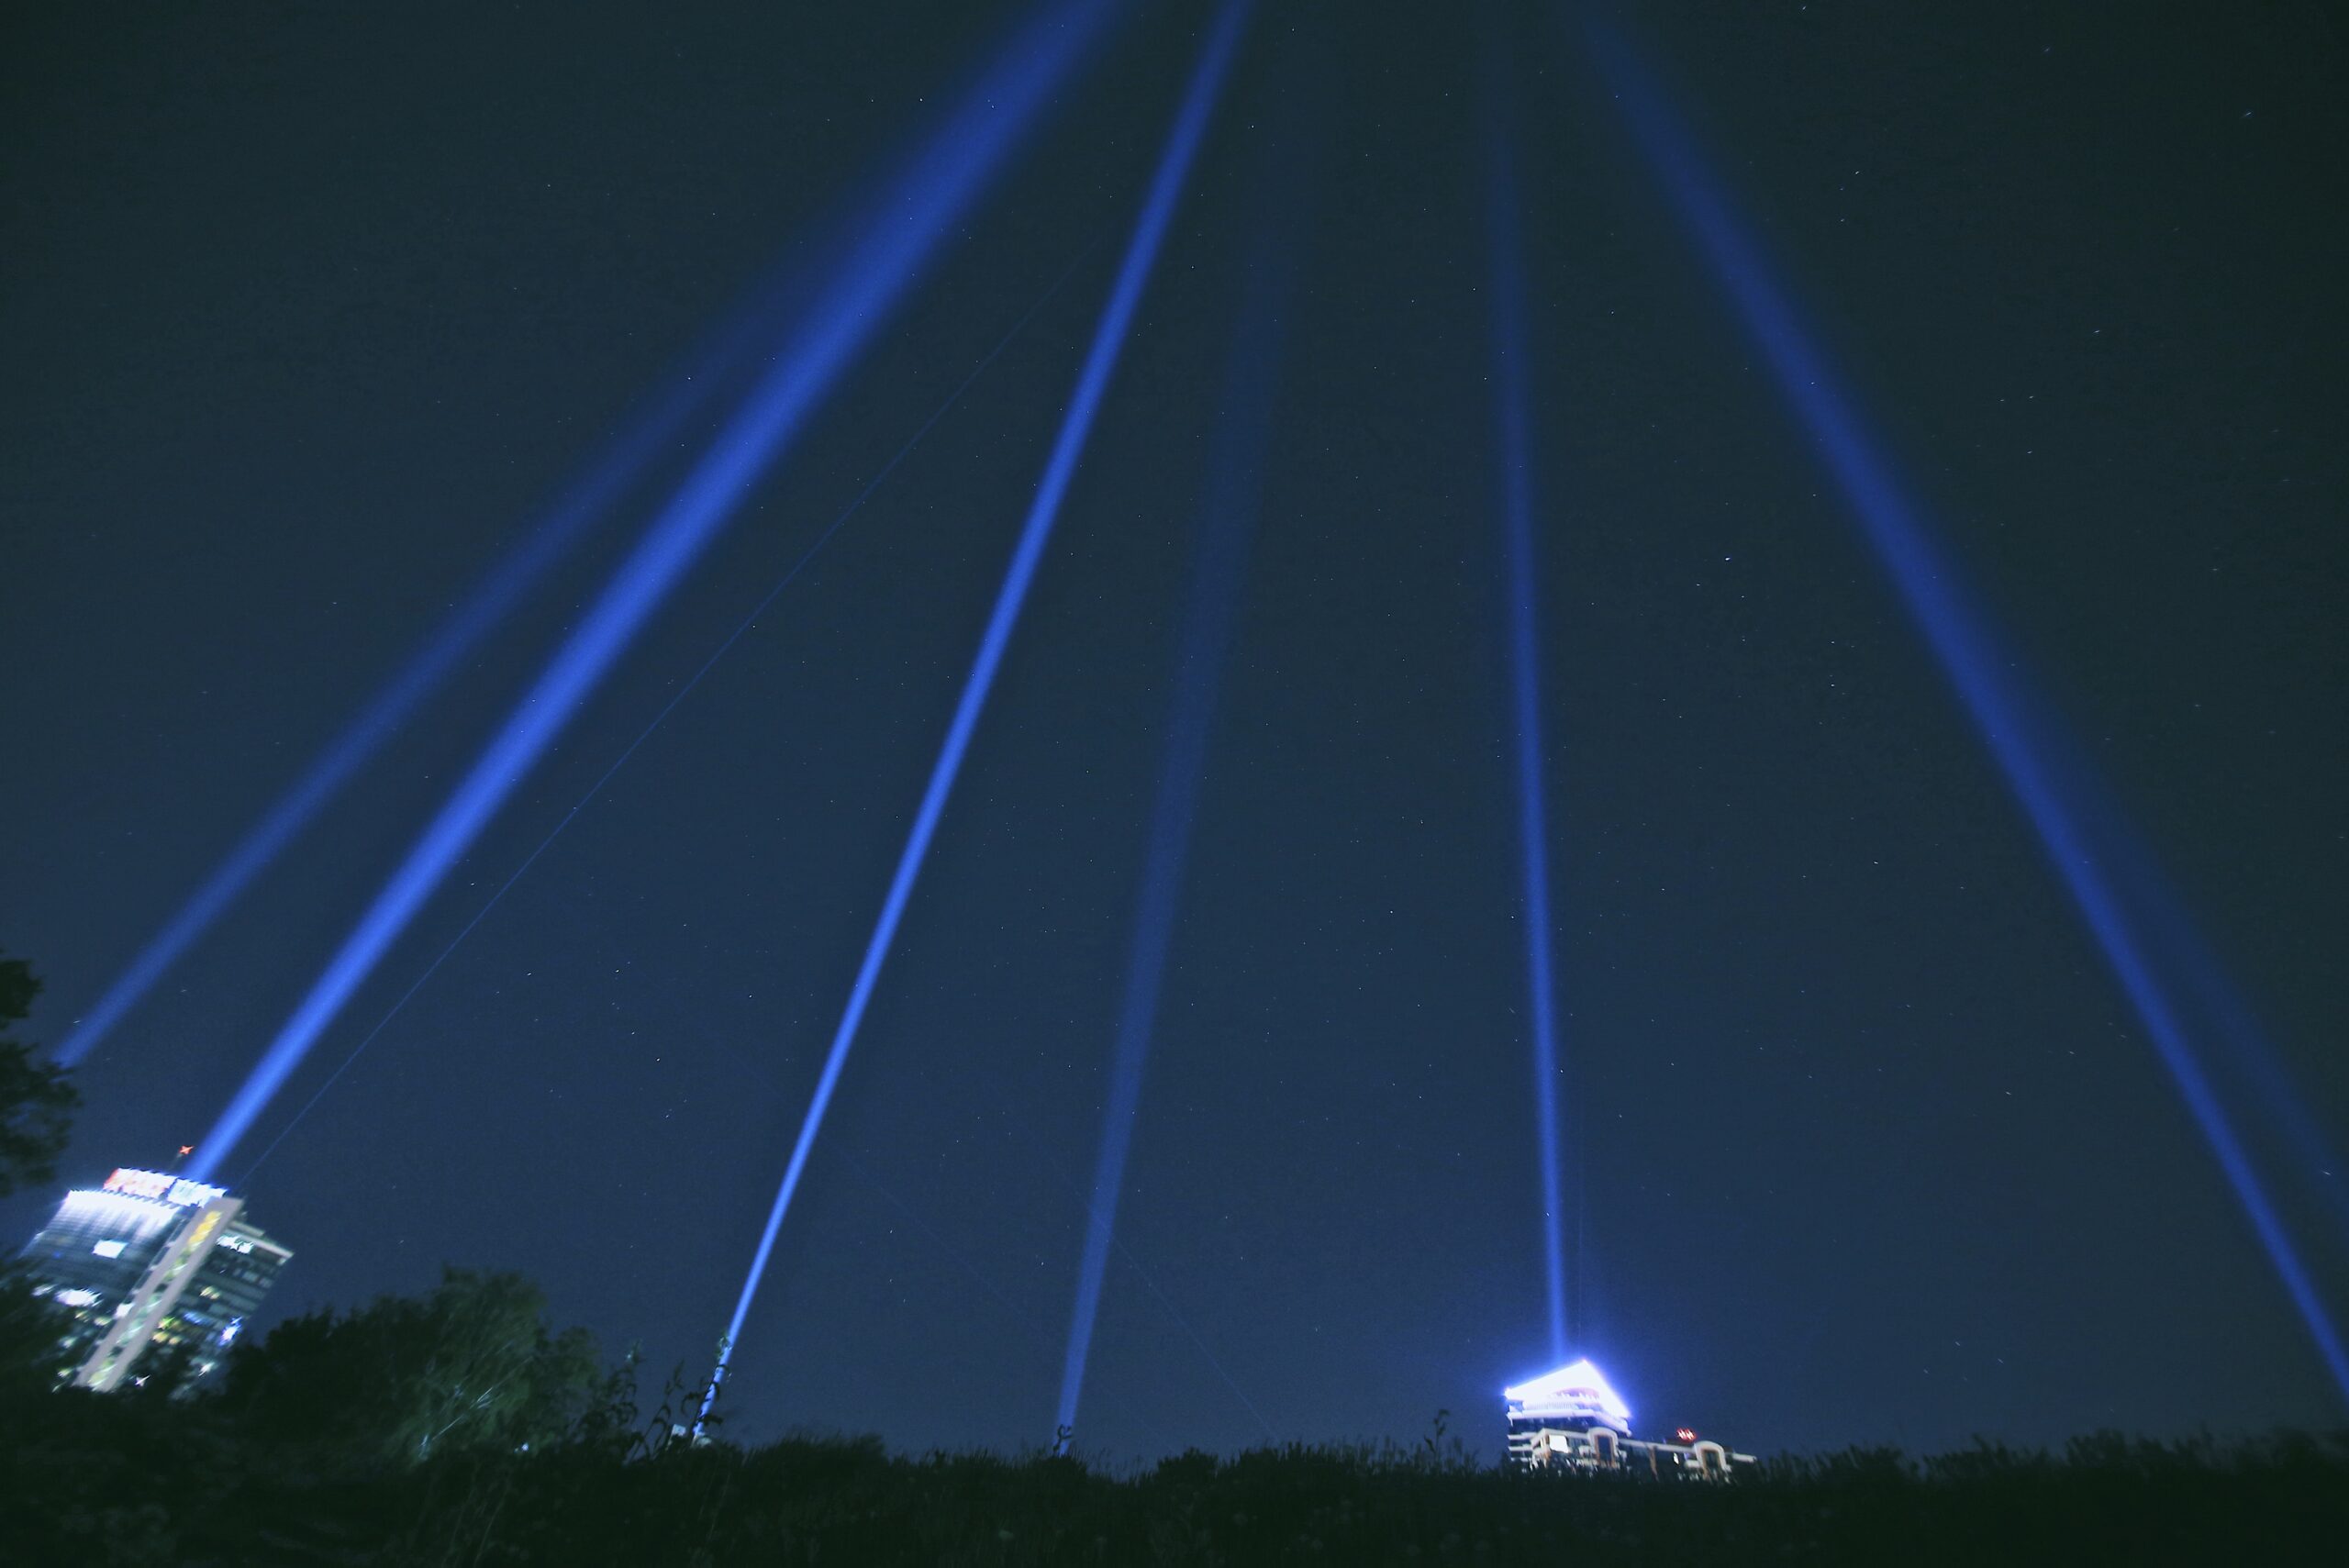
[16,1167,293,1391]
[1504,1359,1754,1479]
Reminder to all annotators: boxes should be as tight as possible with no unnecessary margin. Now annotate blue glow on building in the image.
[1504,1357,1631,1429]
[185,0,1126,1182]
[1483,95,1572,1371]
[1587,20,2349,1404]
[1055,158,1297,1440]
[707,0,1255,1416]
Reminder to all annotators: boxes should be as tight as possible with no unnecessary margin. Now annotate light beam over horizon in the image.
[226,243,1097,1189]
[706,0,1257,1418]
[1054,176,1300,1443]
[2089,812,2349,1243]
[184,0,1128,1183]
[50,283,796,1072]
[1587,18,2349,1405]
[1482,100,1573,1371]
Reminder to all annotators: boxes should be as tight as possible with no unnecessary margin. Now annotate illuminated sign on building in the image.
[100,1168,227,1208]
[19,1157,293,1396]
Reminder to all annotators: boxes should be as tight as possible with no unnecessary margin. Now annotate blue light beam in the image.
[1054,189,1298,1440]
[706,0,1256,1414]
[184,0,1125,1182]
[2089,814,2349,1242]
[228,239,1097,1186]
[51,296,785,1071]
[1482,98,1572,1370]
[1587,20,2349,1403]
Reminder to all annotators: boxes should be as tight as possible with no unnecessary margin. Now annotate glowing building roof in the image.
[1504,1358,1633,1425]
[100,1168,228,1208]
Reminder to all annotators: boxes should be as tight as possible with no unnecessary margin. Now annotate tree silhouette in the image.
[0,951,76,1197]
[217,1265,601,1468]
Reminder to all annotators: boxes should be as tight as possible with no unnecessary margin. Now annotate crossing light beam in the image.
[184,0,1127,1182]
[1054,163,1299,1440]
[51,289,787,1072]
[706,0,1256,1417]
[1586,17,2349,1405]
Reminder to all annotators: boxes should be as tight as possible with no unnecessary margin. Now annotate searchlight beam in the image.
[184,0,1125,1181]
[705,0,1256,1416]
[1587,19,2349,1404]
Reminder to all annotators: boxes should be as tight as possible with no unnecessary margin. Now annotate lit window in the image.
[92,1240,127,1259]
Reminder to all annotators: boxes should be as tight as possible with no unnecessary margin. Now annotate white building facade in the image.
[17,1167,293,1391]
[1504,1358,1753,1480]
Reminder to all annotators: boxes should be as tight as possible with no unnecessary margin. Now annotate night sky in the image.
[4,2,2343,1462]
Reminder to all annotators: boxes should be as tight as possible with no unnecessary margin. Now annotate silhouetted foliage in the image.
[214,1265,602,1471]
[4,1261,2342,1562]
[0,951,76,1196]
[0,1260,76,1392]
[5,1371,2344,1565]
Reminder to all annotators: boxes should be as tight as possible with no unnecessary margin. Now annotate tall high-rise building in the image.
[17,1166,293,1391]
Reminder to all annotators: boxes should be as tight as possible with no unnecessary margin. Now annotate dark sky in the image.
[4,1,2343,1462]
